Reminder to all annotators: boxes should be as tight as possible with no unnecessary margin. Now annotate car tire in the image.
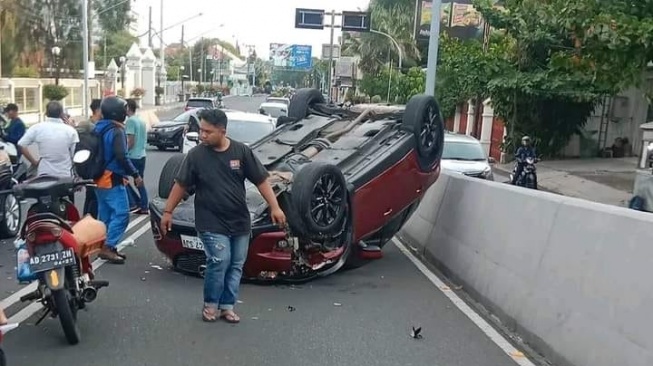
[287,88,325,120]
[158,154,186,199]
[401,94,445,172]
[290,162,348,238]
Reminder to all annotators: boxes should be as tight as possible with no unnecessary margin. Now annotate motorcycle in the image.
[9,149,109,345]
[510,156,538,189]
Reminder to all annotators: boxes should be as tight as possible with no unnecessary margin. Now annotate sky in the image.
[132,0,372,59]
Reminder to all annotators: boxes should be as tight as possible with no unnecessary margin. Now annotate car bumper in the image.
[148,202,294,278]
[147,130,182,146]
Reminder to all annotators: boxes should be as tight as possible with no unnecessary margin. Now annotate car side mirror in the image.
[186,132,199,142]
[488,157,496,164]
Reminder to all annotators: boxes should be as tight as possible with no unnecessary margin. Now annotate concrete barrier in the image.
[399,170,653,366]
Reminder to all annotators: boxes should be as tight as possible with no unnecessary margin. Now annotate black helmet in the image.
[100,96,127,123]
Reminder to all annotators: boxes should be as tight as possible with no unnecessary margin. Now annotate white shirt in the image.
[18,117,80,177]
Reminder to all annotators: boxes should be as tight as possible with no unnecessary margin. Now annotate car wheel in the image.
[0,193,21,239]
[290,162,348,238]
[158,154,186,199]
[287,88,325,120]
[401,95,445,172]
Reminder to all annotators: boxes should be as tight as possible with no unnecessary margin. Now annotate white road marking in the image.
[0,215,149,311]
[5,221,152,330]
[392,237,537,366]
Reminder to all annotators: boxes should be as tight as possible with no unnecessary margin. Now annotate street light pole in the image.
[424,0,443,96]
[52,47,61,85]
[370,29,402,70]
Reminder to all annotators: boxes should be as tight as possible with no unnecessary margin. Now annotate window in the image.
[227,120,274,144]
[172,110,195,122]
[442,140,487,161]
[186,99,213,108]
[25,87,38,112]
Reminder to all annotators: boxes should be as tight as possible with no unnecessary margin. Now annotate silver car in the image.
[441,133,495,180]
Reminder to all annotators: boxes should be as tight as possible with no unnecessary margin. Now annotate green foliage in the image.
[93,0,135,34]
[12,66,39,78]
[471,0,648,156]
[42,84,69,101]
[360,66,427,104]
[96,30,138,68]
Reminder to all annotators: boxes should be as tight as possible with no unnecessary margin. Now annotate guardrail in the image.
[399,170,652,366]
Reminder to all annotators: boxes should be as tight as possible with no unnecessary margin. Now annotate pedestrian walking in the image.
[125,99,149,214]
[93,96,144,264]
[160,108,286,323]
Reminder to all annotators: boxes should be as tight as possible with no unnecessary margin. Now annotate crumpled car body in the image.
[148,88,445,283]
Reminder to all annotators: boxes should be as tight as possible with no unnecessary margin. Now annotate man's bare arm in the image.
[256,180,281,210]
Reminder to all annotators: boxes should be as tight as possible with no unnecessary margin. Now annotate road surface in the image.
[0,96,535,366]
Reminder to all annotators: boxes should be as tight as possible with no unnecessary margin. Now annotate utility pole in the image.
[148,6,153,48]
[88,0,94,61]
[424,0,443,95]
[326,10,337,102]
[159,0,164,80]
[82,0,90,118]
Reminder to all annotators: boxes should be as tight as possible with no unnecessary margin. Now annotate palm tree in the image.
[342,0,419,76]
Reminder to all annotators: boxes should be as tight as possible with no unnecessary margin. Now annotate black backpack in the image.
[74,126,114,180]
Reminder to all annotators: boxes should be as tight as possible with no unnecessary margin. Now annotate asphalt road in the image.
[0,96,531,366]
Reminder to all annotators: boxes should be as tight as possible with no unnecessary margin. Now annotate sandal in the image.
[202,306,218,322]
[220,310,240,323]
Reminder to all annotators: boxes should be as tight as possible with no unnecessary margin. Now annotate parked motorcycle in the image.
[510,156,538,189]
[9,150,109,345]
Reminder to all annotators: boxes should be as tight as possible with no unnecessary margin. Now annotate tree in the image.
[93,0,135,34]
[0,1,20,77]
[473,0,653,156]
[95,29,138,68]
[342,0,420,75]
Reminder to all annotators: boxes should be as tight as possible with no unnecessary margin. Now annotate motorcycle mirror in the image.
[73,149,91,163]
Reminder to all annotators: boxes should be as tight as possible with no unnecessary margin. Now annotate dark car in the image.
[148,88,445,283]
[184,98,216,111]
[147,109,200,151]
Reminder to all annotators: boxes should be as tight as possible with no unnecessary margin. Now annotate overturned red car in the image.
[149,88,444,282]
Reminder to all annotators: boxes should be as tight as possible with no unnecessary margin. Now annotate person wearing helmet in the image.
[511,135,537,185]
[93,96,144,264]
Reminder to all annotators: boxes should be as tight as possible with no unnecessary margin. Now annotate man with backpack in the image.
[75,99,102,218]
[90,96,143,264]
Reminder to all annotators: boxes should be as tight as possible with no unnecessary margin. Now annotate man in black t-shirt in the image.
[160,108,286,324]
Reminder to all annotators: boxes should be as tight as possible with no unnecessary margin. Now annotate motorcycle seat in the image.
[71,215,107,257]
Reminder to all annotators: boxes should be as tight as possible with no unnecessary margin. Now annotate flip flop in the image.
[220,311,240,324]
[202,306,218,323]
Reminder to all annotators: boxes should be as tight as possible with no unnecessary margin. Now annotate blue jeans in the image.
[95,185,130,248]
[127,157,148,210]
[198,232,250,310]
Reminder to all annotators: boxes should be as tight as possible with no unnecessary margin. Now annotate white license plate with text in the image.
[180,235,204,251]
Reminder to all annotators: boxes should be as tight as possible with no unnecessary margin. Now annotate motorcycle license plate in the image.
[180,235,204,251]
[29,248,76,273]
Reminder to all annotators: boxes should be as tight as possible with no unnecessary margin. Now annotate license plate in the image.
[180,235,204,251]
[28,248,76,273]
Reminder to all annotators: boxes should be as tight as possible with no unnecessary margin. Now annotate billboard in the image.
[416,0,486,41]
[269,43,313,69]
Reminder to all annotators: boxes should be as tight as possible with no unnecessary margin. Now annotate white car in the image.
[440,132,495,180]
[258,102,288,118]
[182,110,277,154]
[265,97,290,106]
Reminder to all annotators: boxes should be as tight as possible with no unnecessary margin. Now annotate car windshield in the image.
[228,120,274,144]
[172,110,195,122]
[266,98,289,106]
[260,106,287,118]
[442,141,487,161]
[187,100,212,108]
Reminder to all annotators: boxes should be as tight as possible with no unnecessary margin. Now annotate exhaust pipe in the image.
[81,287,97,303]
